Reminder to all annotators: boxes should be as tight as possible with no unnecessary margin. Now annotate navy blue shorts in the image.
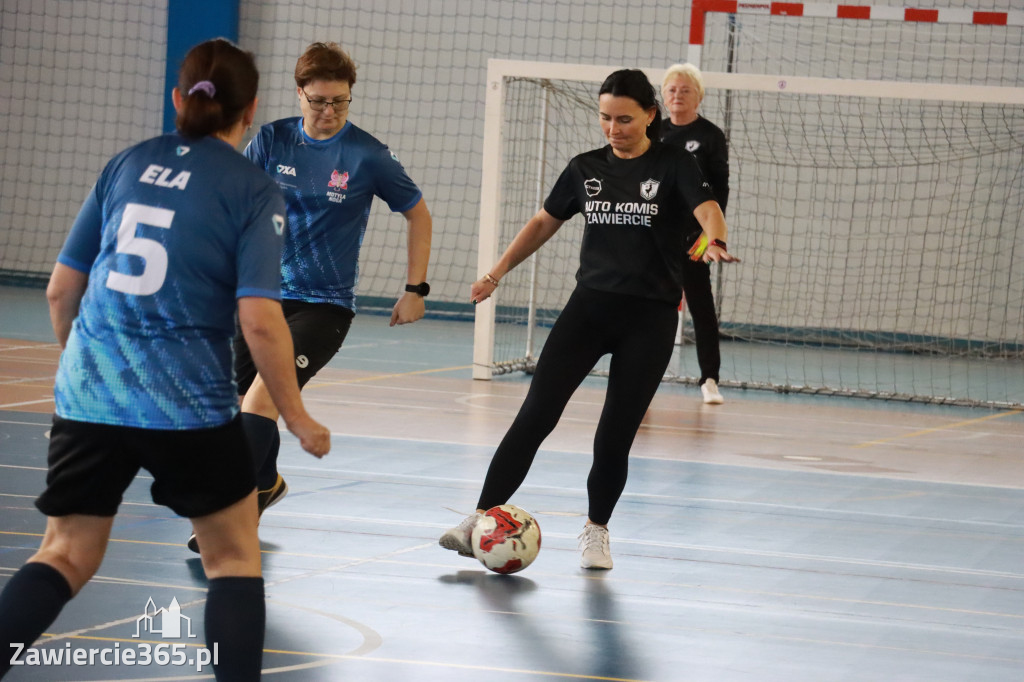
[234,299,354,395]
[35,415,255,519]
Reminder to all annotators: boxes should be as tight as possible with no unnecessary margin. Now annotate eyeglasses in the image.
[301,89,352,112]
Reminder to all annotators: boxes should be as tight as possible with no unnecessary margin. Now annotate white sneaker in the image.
[439,512,482,557]
[578,524,613,570]
[701,379,724,405]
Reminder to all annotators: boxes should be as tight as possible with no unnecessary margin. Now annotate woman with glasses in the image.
[439,69,738,571]
[186,42,433,553]
[0,39,330,681]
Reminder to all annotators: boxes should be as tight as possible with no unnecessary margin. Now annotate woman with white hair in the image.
[661,63,731,405]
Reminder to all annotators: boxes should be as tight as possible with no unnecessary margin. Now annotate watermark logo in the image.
[134,597,196,639]
[9,595,216,673]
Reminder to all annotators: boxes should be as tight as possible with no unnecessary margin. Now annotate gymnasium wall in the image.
[1,0,1020,335]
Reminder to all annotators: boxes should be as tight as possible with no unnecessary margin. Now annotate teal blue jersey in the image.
[55,133,286,429]
[244,118,422,311]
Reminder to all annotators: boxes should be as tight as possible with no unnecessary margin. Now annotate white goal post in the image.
[472,57,1024,408]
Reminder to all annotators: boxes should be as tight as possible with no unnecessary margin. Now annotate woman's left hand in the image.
[704,243,740,264]
[470,275,499,304]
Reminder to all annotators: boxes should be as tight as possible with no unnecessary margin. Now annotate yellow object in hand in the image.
[687,234,709,261]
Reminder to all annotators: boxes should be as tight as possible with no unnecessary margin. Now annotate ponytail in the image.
[176,39,259,139]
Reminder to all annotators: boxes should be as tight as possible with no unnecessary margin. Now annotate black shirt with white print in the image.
[660,116,729,212]
[543,141,716,304]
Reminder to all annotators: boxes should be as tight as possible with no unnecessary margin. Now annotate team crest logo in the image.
[685,140,700,152]
[328,170,349,189]
[584,178,602,197]
[176,146,190,156]
[640,178,660,201]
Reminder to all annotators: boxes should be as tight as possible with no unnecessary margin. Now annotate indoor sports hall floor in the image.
[1,284,1022,681]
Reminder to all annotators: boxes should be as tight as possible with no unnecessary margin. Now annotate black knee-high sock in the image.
[0,562,73,678]
[241,413,281,490]
[204,577,265,681]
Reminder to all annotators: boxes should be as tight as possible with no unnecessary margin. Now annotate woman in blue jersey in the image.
[0,39,330,681]
[439,69,738,571]
[185,42,432,553]
[661,63,731,405]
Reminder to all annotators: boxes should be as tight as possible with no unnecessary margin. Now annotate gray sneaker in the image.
[439,512,482,557]
[578,524,613,570]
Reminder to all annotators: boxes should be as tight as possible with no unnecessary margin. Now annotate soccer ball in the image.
[471,505,542,574]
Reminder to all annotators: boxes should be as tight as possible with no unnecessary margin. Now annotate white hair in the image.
[661,63,705,100]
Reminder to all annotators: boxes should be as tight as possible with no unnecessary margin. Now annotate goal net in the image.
[473,59,1024,408]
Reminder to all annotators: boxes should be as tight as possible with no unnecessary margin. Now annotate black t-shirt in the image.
[543,141,716,303]
[660,116,729,212]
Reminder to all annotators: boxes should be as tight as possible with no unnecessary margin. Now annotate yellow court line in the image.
[854,408,1023,448]
[41,633,209,650]
[304,364,473,389]
[1,531,195,549]
[0,531,434,563]
[29,633,650,682]
[263,647,653,682]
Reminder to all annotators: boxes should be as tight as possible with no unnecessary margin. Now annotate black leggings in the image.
[681,259,720,384]
[477,285,678,525]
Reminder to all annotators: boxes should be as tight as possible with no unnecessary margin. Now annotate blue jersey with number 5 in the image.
[55,133,286,429]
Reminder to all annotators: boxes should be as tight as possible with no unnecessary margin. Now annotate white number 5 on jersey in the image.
[106,203,174,296]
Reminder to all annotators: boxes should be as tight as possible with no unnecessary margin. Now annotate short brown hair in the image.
[294,42,357,88]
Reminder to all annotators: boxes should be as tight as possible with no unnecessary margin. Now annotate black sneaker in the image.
[257,474,288,519]
[186,475,289,554]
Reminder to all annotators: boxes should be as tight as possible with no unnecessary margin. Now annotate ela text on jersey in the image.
[139,165,190,191]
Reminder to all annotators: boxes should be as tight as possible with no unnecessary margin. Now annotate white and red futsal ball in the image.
[471,505,542,574]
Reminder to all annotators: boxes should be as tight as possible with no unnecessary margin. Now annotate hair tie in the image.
[188,80,216,98]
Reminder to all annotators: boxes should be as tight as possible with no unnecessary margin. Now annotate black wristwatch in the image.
[405,282,430,296]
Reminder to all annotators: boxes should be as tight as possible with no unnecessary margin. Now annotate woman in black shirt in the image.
[661,62,731,404]
[439,69,738,570]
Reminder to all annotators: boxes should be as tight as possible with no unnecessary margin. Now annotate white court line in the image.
[0,376,55,385]
[276,430,1024,489]
[304,392,1021,444]
[0,343,60,351]
[0,398,54,408]
[302,376,1024,432]
[0,492,160,507]
[266,486,1024,533]
[0,418,51,426]
[0,464,155,482]
[252,514,1024,586]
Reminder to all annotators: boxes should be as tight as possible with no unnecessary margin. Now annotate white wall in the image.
[2,0,1020,340]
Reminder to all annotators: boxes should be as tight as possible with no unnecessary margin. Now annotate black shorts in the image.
[35,415,256,519]
[234,299,354,395]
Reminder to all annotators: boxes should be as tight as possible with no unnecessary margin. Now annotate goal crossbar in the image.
[473,58,1024,407]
